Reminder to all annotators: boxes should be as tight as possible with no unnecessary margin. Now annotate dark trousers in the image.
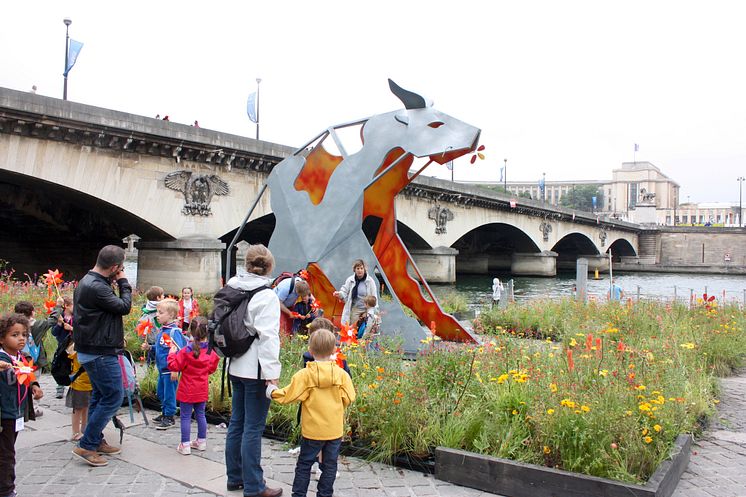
[0,418,18,497]
[292,436,342,497]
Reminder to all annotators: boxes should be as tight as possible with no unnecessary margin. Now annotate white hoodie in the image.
[226,272,282,380]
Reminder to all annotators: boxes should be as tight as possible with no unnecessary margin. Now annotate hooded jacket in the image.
[270,361,356,440]
[337,273,378,325]
[226,272,281,380]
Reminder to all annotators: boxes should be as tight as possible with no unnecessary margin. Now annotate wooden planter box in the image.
[435,434,691,497]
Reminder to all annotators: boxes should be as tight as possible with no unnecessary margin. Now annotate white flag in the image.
[247,92,257,123]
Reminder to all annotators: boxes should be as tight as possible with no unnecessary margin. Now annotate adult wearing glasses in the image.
[71,245,132,467]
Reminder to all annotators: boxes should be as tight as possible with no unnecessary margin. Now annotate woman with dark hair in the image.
[224,244,283,497]
[333,259,379,326]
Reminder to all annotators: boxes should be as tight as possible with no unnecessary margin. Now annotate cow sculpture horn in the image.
[388,79,427,110]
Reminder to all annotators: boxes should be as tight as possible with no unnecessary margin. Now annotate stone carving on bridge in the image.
[599,230,607,247]
[256,79,481,350]
[539,220,553,241]
[428,205,454,234]
[164,171,229,216]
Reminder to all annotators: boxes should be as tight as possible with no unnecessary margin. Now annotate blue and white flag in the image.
[592,196,597,209]
[247,91,258,123]
[634,143,639,152]
[64,39,84,76]
[446,160,453,171]
[538,176,545,191]
[499,166,504,182]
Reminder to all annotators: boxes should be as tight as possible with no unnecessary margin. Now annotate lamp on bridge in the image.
[63,18,72,100]
[738,176,744,227]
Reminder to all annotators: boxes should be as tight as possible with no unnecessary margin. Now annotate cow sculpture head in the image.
[267,80,481,350]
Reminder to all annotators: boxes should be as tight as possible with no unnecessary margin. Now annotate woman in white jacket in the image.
[333,259,379,325]
[224,244,283,497]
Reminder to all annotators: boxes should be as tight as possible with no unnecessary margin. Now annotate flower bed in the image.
[2,271,744,485]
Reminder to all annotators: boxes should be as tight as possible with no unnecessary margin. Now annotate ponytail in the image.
[189,316,209,360]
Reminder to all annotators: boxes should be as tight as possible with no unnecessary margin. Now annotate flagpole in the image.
[255,78,261,140]
[503,158,507,193]
[63,18,72,101]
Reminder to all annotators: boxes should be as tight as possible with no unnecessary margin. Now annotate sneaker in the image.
[177,442,191,455]
[72,446,108,467]
[155,416,175,430]
[152,414,164,423]
[34,408,43,418]
[190,438,207,451]
[96,439,121,455]
[56,386,65,399]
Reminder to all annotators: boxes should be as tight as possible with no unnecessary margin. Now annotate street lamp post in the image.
[738,176,745,227]
[503,158,507,193]
[63,18,72,100]
[542,172,546,203]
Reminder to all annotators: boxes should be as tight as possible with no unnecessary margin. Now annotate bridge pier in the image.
[136,238,225,294]
[585,255,610,273]
[511,251,558,277]
[409,246,458,283]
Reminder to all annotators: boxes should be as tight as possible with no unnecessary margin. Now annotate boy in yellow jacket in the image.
[267,329,355,497]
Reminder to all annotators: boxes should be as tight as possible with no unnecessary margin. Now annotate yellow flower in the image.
[599,369,608,377]
[569,338,577,347]
[635,385,647,391]
[580,405,590,413]
[680,342,695,350]
[512,409,519,415]
[543,446,551,454]
[550,383,558,393]
[547,409,555,415]
[644,436,653,444]
[654,424,662,432]
[641,428,649,436]
[497,374,509,384]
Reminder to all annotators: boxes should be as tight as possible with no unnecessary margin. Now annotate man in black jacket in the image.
[71,245,132,467]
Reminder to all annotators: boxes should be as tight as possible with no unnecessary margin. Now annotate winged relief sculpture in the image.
[164,171,229,216]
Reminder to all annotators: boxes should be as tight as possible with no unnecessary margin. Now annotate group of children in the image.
[0,275,372,497]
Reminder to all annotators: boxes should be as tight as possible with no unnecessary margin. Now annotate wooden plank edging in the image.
[435,434,692,497]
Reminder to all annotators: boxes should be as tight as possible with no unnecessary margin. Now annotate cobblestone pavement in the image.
[18,368,746,497]
[672,368,746,497]
[17,374,499,496]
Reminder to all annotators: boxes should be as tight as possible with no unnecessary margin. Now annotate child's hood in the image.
[305,361,345,388]
[142,300,158,313]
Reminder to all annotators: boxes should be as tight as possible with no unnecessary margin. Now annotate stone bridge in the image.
[0,87,639,292]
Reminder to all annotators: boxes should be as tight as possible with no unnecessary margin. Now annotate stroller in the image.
[112,350,149,444]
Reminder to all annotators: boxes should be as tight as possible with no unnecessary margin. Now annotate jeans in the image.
[225,376,270,496]
[180,401,207,443]
[78,355,123,451]
[156,372,177,416]
[292,437,342,497]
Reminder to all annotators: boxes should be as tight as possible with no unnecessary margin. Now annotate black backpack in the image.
[208,284,271,358]
[50,336,84,386]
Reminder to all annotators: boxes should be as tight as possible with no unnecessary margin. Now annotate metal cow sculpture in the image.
[266,80,480,352]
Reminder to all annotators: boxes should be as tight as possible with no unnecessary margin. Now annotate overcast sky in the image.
[2,1,746,204]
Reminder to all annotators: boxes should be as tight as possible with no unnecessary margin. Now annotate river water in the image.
[126,261,745,308]
[431,272,746,309]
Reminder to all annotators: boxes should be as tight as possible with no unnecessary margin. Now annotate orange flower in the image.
[567,349,575,372]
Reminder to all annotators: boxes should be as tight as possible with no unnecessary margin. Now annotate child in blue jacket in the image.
[154,299,186,430]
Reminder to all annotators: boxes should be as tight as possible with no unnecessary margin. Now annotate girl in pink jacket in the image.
[167,316,220,455]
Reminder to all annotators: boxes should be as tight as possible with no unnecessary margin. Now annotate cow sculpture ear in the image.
[388,79,427,110]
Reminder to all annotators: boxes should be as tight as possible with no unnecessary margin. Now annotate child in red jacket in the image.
[167,316,219,455]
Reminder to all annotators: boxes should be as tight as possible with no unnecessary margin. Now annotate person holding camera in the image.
[71,245,132,467]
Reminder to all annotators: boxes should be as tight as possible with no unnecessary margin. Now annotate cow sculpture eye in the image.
[428,121,445,128]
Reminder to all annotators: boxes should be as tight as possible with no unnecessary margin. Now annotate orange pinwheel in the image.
[136,320,154,338]
[44,268,64,287]
[339,323,358,344]
[13,356,38,387]
[290,312,303,319]
[334,348,347,370]
[44,299,57,315]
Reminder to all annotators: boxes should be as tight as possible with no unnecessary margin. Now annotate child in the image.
[66,340,91,441]
[290,289,321,335]
[303,318,350,375]
[0,313,44,497]
[154,299,187,430]
[267,329,356,497]
[177,287,200,332]
[139,286,164,366]
[167,316,219,455]
[14,300,59,371]
[355,295,380,340]
[51,296,74,399]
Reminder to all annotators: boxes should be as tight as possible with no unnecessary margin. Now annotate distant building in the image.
[462,161,746,226]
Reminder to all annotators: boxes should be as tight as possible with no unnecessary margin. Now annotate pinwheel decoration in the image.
[333,348,347,370]
[469,144,486,164]
[13,356,37,387]
[136,320,154,338]
[338,323,358,345]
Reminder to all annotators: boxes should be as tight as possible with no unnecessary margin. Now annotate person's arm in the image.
[167,347,186,372]
[94,279,132,315]
[269,372,309,404]
[334,275,353,300]
[252,292,282,380]
[340,371,356,407]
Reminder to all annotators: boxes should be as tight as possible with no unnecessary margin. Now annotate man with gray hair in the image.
[71,245,132,466]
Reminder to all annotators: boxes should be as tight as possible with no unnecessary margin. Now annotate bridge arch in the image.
[0,169,169,279]
[451,222,540,274]
[607,237,638,259]
[551,231,600,271]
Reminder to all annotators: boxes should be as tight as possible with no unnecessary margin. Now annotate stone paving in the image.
[14,368,746,496]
